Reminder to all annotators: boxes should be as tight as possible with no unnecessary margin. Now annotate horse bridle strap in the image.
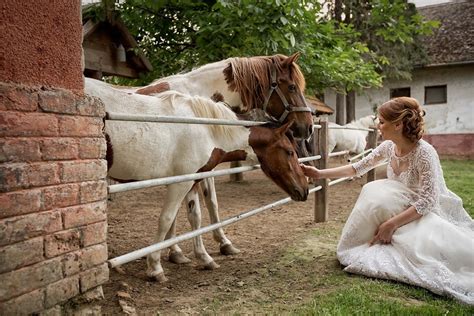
[262,64,312,123]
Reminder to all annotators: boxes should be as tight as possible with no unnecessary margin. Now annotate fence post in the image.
[366,127,377,183]
[314,119,328,222]
[229,161,244,182]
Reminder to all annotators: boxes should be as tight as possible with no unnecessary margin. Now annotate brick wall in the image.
[0,83,108,314]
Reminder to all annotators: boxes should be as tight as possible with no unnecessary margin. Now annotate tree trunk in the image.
[336,93,345,125]
[346,90,356,123]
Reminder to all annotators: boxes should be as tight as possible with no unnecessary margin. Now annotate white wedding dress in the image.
[337,139,474,305]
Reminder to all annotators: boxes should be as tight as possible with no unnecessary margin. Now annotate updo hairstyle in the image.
[378,97,425,142]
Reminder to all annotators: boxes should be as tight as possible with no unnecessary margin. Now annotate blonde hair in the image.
[378,97,426,142]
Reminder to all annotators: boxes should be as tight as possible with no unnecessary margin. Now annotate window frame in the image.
[424,85,447,105]
[390,87,411,99]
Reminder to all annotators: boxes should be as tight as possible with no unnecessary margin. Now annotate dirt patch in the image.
[101,165,373,314]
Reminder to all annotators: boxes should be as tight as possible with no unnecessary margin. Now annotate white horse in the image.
[124,53,313,261]
[328,115,377,154]
[85,78,308,282]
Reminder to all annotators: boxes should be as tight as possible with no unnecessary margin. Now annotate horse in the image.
[85,78,309,282]
[328,115,377,154]
[125,53,313,261]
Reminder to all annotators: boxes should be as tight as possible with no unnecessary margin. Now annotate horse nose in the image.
[293,186,308,201]
[307,125,313,138]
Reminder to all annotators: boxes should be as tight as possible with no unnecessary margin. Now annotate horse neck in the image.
[159,60,243,108]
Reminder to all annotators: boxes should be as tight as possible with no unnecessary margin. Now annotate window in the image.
[425,85,447,104]
[390,87,411,98]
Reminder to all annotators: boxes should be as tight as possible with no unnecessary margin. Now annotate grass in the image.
[290,159,474,315]
[441,159,473,217]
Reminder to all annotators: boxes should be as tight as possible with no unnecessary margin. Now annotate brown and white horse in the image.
[85,78,308,282]
[126,53,314,262]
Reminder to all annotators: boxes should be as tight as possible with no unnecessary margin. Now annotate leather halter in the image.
[261,63,312,123]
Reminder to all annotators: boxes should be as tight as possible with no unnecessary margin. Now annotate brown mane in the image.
[223,54,306,113]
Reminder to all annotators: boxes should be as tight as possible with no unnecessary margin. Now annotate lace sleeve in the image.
[351,141,391,177]
[410,146,440,215]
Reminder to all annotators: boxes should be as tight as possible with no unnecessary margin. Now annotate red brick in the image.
[78,137,107,159]
[0,236,44,273]
[0,258,62,301]
[0,138,41,162]
[0,112,58,137]
[0,288,45,315]
[45,275,80,307]
[62,201,107,229]
[60,159,107,183]
[0,210,62,246]
[76,95,106,117]
[0,162,60,192]
[0,189,41,219]
[40,137,79,160]
[62,243,108,276]
[80,180,107,204]
[39,89,78,115]
[58,116,103,137]
[81,221,107,247]
[42,183,79,210]
[80,263,109,293]
[0,83,39,112]
[45,229,81,258]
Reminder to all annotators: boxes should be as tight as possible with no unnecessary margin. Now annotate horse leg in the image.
[201,177,240,255]
[185,186,219,270]
[166,217,191,264]
[146,182,191,283]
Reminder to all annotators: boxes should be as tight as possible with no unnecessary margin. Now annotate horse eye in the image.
[288,85,296,92]
[287,150,294,156]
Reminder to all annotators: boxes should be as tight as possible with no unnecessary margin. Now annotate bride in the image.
[301,97,473,304]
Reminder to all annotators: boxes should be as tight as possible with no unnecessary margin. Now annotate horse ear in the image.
[276,119,295,137]
[285,52,301,65]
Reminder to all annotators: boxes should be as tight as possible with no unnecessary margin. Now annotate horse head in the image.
[249,120,309,201]
[224,53,314,140]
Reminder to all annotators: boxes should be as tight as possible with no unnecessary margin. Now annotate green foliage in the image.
[96,0,437,93]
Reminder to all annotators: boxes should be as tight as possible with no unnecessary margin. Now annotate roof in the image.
[82,4,153,75]
[418,1,474,66]
[305,96,334,115]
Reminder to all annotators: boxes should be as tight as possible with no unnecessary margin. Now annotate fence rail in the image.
[105,113,382,267]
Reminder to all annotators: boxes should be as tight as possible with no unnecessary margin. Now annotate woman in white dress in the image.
[301,97,474,304]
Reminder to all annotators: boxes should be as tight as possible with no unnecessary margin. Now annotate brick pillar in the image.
[0,1,109,315]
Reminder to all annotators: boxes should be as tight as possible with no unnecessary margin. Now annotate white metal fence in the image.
[106,113,382,268]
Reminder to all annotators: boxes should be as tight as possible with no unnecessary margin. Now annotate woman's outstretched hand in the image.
[299,164,321,180]
[370,220,397,245]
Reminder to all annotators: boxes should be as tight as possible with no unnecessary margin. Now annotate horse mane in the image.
[224,55,306,113]
[157,91,243,143]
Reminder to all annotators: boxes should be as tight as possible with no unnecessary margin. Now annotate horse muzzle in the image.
[290,186,308,201]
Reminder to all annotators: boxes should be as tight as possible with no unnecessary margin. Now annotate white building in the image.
[325,0,473,156]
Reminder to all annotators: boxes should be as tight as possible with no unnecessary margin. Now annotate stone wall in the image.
[0,83,108,314]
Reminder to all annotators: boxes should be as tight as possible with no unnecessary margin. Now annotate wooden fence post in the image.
[229,161,244,182]
[314,119,328,222]
[366,127,377,183]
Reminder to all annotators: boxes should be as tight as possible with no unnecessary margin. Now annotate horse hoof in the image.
[203,261,220,270]
[220,244,241,256]
[169,251,192,264]
[148,272,168,283]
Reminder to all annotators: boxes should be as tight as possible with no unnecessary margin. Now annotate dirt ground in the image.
[101,162,382,315]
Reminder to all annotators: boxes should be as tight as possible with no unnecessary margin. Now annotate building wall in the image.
[324,64,474,156]
[0,1,108,314]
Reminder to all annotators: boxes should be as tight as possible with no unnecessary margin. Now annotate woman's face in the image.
[377,115,398,140]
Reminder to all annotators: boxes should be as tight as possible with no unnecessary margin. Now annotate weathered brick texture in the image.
[0,83,108,314]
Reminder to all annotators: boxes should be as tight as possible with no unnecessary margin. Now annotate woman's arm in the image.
[370,205,422,245]
[300,164,355,180]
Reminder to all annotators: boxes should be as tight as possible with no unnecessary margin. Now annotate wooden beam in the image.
[314,119,328,222]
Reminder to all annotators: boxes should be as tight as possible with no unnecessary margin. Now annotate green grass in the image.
[290,159,474,315]
[441,159,473,217]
